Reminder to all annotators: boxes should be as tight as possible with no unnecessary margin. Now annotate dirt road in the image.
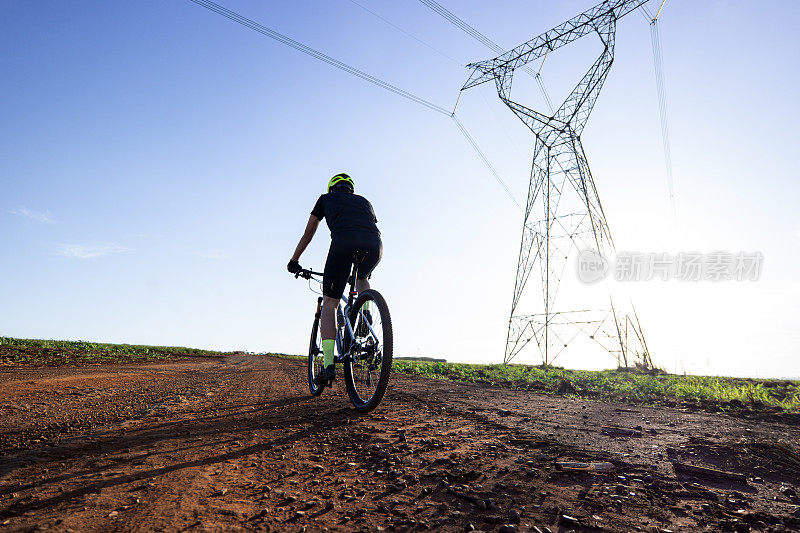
[0,356,798,532]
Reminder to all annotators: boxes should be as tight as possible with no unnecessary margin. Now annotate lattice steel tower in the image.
[462,0,653,367]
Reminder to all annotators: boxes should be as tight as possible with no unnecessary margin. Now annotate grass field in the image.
[0,337,227,366]
[2,337,798,413]
[393,360,800,414]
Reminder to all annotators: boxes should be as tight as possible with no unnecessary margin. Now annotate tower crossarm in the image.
[462,0,647,90]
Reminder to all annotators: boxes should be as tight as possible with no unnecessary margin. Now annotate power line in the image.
[650,19,676,213]
[418,0,504,55]
[347,0,461,65]
[535,74,555,113]
[187,0,450,116]
[418,0,555,113]
[452,115,522,210]
[640,2,675,213]
[186,0,523,210]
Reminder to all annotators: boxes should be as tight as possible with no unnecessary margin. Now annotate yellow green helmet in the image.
[328,173,354,193]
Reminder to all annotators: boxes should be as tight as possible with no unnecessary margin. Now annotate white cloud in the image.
[56,244,131,259]
[10,207,54,223]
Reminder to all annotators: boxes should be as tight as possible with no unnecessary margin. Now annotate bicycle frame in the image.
[334,295,353,361]
[304,261,379,363]
[335,261,374,361]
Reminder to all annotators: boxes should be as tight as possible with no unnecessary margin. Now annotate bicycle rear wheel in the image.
[344,289,393,412]
[307,303,325,397]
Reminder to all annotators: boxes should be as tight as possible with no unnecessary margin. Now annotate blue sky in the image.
[2,1,798,378]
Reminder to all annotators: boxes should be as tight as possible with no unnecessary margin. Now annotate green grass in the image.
[392,360,800,414]
[4,337,797,414]
[0,337,228,366]
[272,353,799,413]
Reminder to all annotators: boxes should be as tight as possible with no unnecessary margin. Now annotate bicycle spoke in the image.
[349,298,384,404]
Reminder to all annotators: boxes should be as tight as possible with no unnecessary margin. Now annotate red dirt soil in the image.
[0,355,798,532]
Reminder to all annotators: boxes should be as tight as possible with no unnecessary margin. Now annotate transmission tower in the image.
[462,0,654,367]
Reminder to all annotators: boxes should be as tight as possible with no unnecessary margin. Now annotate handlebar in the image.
[294,268,324,280]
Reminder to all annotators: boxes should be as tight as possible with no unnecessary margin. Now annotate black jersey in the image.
[311,190,380,238]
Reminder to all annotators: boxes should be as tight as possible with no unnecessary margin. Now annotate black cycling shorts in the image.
[323,234,382,299]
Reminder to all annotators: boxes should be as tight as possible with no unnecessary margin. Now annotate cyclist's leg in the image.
[320,297,338,340]
[319,240,352,376]
[354,237,382,293]
[353,238,382,329]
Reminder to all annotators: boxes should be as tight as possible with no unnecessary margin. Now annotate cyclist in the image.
[288,173,382,385]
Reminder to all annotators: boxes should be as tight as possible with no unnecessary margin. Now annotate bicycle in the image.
[294,254,393,412]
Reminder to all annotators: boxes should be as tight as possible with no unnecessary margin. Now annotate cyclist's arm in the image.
[290,215,321,262]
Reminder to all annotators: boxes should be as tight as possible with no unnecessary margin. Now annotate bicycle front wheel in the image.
[307,303,325,397]
[344,289,393,412]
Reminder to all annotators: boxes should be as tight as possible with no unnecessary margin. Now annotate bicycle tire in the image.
[344,289,393,412]
[307,312,325,397]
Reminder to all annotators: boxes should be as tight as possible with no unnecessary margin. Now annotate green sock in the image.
[322,339,335,367]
